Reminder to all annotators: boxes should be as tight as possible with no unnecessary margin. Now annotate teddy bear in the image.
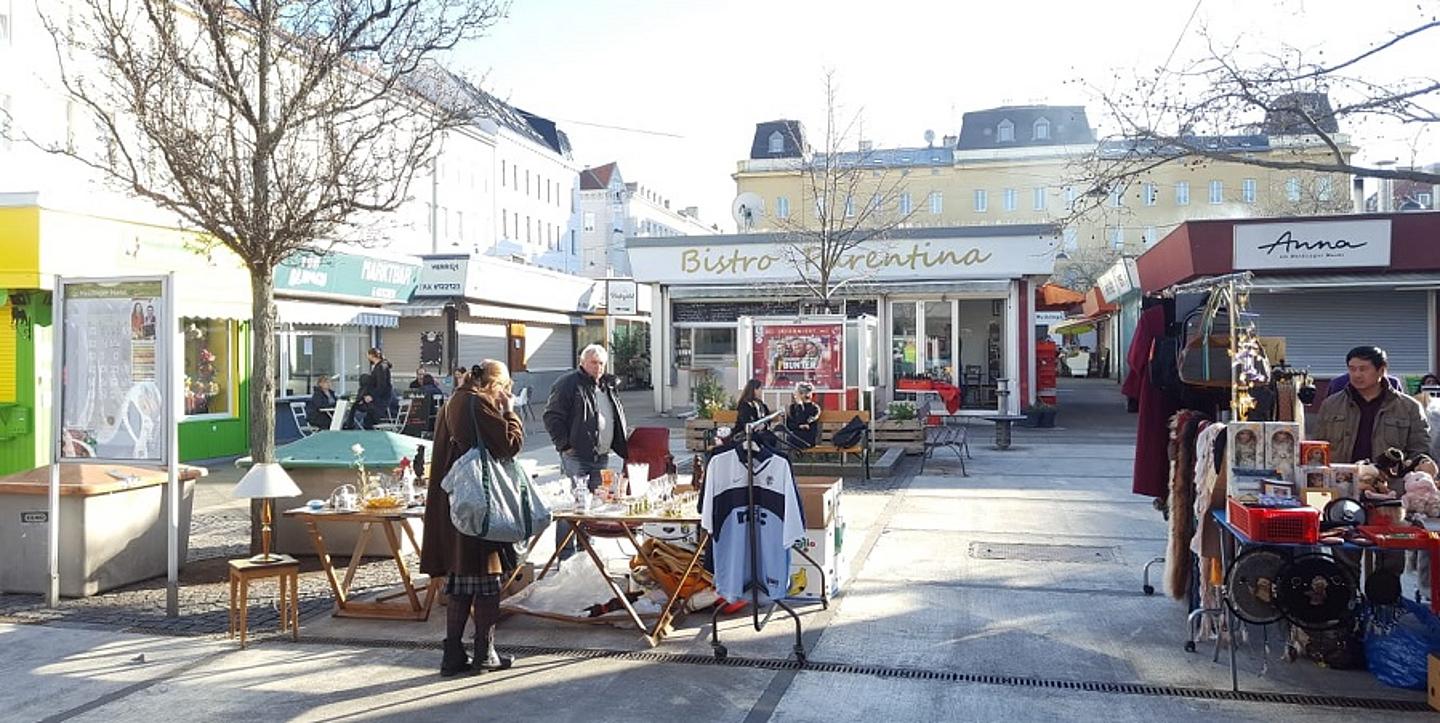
[1355,460,1396,501]
[1401,470,1440,518]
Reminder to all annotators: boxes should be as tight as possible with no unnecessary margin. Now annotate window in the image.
[1142,182,1157,206]
[777,196,790,218]
[1175,181,1190,206]
[1286,177,1301,202]
[1064,186,1076,210]
[815,197,825,217]
[1033,187,1046,211]
[768,130,784,154]
[512,165,517,189]
[1420,192,1434,209]
[973,189,988,212]
[457,210,464,241]
[1109,227,1124,249]
[525,170,530,196]
[1002,188,1016,212]
[929,191,943,214]
[525,215,531,243]
[1033,117,1050,141]
[1143,226,1158,245]
[1242,178,1257,204]
[1109,183,1124,208]
[1209,180,1223,204]
[891,302,917,379]
[1316,176,1334,201]
[898,192,912,215]
[997,119,1014,142]
[583,212,596,232]
[278,327,369,398]
[501,160,506,186]
[184,318,232,416]
[1062,228,1079,253]
[845,195,855,218]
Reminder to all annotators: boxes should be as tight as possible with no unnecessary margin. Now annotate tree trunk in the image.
[247,266,277,553]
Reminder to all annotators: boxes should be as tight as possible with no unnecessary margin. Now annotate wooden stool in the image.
[228,555,301,648]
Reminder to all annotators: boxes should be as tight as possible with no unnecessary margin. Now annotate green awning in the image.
[237,430,432,469]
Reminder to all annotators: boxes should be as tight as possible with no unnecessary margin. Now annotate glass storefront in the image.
[891,302,917,380]
[183,317,233,416]
[892,298,1007,411]
[277,326,371,396]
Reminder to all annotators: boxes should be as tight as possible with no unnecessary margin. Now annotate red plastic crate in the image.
[1227,498,1320,544]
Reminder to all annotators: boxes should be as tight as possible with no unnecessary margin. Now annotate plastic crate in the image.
[1227,498,1319,544]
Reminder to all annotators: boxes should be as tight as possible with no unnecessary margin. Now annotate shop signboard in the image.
[627,230,1059,284]
[415,255,468,297]
[606,279,638,315]
[752,322,845,391]
[57,278,172,464]
[1233,219,1391,270]
[1096,257,1139,304]
[276,250,420,303]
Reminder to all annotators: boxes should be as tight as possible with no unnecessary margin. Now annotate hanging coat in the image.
[1123,305,1180,498]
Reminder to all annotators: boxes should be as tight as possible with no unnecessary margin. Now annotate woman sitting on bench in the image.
[736,378,771,429]
[784,382,821,449]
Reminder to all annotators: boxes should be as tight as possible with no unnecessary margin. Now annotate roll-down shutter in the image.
[1246,290,1429,376]
[525,323,574,371]
[457,320,506,368]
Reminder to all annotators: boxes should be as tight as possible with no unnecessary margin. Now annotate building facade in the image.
[578,162,713,278]
[733,105,1355,289]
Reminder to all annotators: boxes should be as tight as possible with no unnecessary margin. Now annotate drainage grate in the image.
[291,636,1430,712]
[968,541,1121,564]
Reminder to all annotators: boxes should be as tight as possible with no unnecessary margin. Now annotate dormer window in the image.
[997,119,1015,142]
[1034,117,1050,141]
[768,130,784,154]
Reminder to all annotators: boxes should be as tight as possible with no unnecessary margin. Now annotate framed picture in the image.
[1301,465,1334,489]
[1300,440,1330,468]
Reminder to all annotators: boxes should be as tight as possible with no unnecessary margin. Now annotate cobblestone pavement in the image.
[0,508,422,637]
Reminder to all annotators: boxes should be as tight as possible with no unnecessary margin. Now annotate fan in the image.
[1322,498,1366,529]
[1275,553,1359,630]
[1224,548,1288,625]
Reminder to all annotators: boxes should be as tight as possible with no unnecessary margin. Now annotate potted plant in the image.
[885,401,917,421]
[1023,402,1058,428]
[1022,404,1043,427]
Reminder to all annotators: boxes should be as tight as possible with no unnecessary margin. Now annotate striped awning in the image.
[274,299,400,328]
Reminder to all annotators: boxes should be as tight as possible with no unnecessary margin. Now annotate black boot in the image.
[440,637,471,677]
[472,593,514,671]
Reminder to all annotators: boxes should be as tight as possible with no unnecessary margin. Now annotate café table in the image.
[282,506,441,621]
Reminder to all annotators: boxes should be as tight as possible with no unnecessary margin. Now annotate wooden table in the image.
[228,555,300,648]
[503,510,710,647]
[282,507,441,621]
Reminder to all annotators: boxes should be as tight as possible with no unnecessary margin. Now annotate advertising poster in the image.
[753,323,844,391]
[60,279,168,463]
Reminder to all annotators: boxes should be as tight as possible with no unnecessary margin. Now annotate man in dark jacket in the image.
[544,344,629,558]
[544,344,630,488]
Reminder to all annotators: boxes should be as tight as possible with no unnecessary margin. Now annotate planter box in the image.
[684,419,717,452]
[871,418,923,454]
[0,464,200,597]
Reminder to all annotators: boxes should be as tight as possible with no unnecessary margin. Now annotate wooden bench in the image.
[709,409,872,479]
[917,400,970,476]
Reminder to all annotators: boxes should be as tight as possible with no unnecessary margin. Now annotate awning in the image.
[397,300,454,317]
[668,280,1012,299]
[274,299,400,328]
[465,302,584,326]
[1050,311,1112,336]
[1035,283,1085,311]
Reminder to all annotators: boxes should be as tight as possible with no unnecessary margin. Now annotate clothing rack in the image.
[709,409,811,663]
[1157,270,1253,298]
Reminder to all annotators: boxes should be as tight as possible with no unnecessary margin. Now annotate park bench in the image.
[709,408,871,479]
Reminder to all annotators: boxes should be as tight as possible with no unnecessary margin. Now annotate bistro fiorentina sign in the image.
[627,234,1058,284]
[1233,220,1392,270]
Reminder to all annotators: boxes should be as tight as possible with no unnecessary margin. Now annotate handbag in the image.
[440,396,552,542]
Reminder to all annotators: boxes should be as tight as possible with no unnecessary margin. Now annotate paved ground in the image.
[2,379,1434,721]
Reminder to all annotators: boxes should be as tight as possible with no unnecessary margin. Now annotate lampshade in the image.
[232,462,302,499]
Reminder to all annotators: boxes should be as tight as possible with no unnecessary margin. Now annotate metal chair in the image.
[374,397,412,432]
[514,385,534,421]
[290,402,318,437]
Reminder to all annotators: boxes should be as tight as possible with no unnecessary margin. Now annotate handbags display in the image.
[441,398,552,543]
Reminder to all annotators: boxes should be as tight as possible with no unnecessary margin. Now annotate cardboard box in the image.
[796,477,842,528]
[1228,422,1266,473]
[792,518,845,566]
[786,558,844,601]
[1264,422,1301,481]
[1429,653,1440,711]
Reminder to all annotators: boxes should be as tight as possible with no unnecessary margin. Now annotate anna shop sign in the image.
[1233,219,1391,270]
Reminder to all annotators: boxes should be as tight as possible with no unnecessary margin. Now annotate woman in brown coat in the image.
[421,360,524,676]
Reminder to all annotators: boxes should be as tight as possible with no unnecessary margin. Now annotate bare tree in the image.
[1069,13,1440,220]
[39,0,505,548]
[774,72,919,311]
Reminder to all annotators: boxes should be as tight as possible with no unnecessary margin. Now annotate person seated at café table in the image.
[306,376,337,429]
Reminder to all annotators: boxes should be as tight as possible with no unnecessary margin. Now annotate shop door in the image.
[1246,290,1429,376]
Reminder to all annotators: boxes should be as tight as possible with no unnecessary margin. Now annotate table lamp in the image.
[232,462,302,564]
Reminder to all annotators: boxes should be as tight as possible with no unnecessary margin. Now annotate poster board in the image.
[743,316,846,392]
[56,277,173,465]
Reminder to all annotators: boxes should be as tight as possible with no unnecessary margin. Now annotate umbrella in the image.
[237,430,432,469]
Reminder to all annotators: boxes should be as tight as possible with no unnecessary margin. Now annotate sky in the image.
[452,0,1438,232]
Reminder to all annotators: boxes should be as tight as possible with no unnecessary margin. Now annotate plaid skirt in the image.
[446,573,502,597]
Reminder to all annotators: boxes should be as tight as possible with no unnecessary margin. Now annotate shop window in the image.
[693,327,735,356]
[183,318,231,416]
[924,301,953,380]
[892,302,918,380]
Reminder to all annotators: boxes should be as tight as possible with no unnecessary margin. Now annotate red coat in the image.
[1124,306,1179,498]
[420,386,525,577]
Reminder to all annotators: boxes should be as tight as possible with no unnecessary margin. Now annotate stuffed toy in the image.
[1355,460,1397,500]
[1401,470,1440,518]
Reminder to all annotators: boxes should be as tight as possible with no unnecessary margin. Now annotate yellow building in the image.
[734,106,1354,287]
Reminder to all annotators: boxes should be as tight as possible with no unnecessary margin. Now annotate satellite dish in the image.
[924,129,935,147]
[732,192,765,231]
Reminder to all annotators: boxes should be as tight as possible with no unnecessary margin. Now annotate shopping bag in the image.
[441,399,552,542]
[1363,597,1440,690]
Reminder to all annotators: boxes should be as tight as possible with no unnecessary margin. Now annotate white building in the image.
[578,162,713,278]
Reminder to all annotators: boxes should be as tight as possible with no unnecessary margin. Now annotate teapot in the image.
[329,484,358,512]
